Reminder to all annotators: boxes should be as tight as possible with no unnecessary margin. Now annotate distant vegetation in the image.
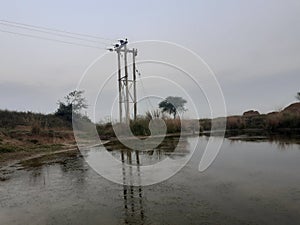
[0,90,89,130]
[0,110,70,129]
[97,96,190,138]
[200,102,300,136]
[1,91,300,159]
[226,103,300,131]
[96,117,190,139]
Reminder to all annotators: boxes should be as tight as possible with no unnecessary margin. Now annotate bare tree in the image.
[55,90,88,122]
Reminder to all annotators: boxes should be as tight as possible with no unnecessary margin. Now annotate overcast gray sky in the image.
[0,0,299,120]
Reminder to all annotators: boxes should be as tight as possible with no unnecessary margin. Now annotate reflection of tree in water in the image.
[28,167,44,185]
[228,134,300,151]
[58,152,88,185]
[268,135,300,151]
[25,151,88,186]
[105,136,190,166]
[158,137,190,159]
[22,156,54,185]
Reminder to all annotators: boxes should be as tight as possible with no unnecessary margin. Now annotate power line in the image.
[0,22,110,45]
[0,19,116,42]
[0,29,106,49]
[137,69,156,111]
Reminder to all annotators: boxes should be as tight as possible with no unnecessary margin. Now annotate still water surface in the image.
[1,136,300,225]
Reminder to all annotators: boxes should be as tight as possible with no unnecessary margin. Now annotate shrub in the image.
[29,139,39,144]
[0,144,19,153]
[165,119,181,133]
[199,119,212,131]
[0,109,71,129]
[31,123,41,135]
[130,119,150,136]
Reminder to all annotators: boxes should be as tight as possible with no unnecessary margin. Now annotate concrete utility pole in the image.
[108,39,137,124]
[132,48,137,120]
[117,49,122,123]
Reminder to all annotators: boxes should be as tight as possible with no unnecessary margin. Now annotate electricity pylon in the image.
[108,39,137,124]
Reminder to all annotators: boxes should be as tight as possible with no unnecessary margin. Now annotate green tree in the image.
[55,90,88,122]
[158,96,187,119]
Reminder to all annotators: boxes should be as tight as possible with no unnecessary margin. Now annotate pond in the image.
[1,136,300,225]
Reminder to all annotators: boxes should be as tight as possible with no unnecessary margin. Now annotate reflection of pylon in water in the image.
[121,151,145,224]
